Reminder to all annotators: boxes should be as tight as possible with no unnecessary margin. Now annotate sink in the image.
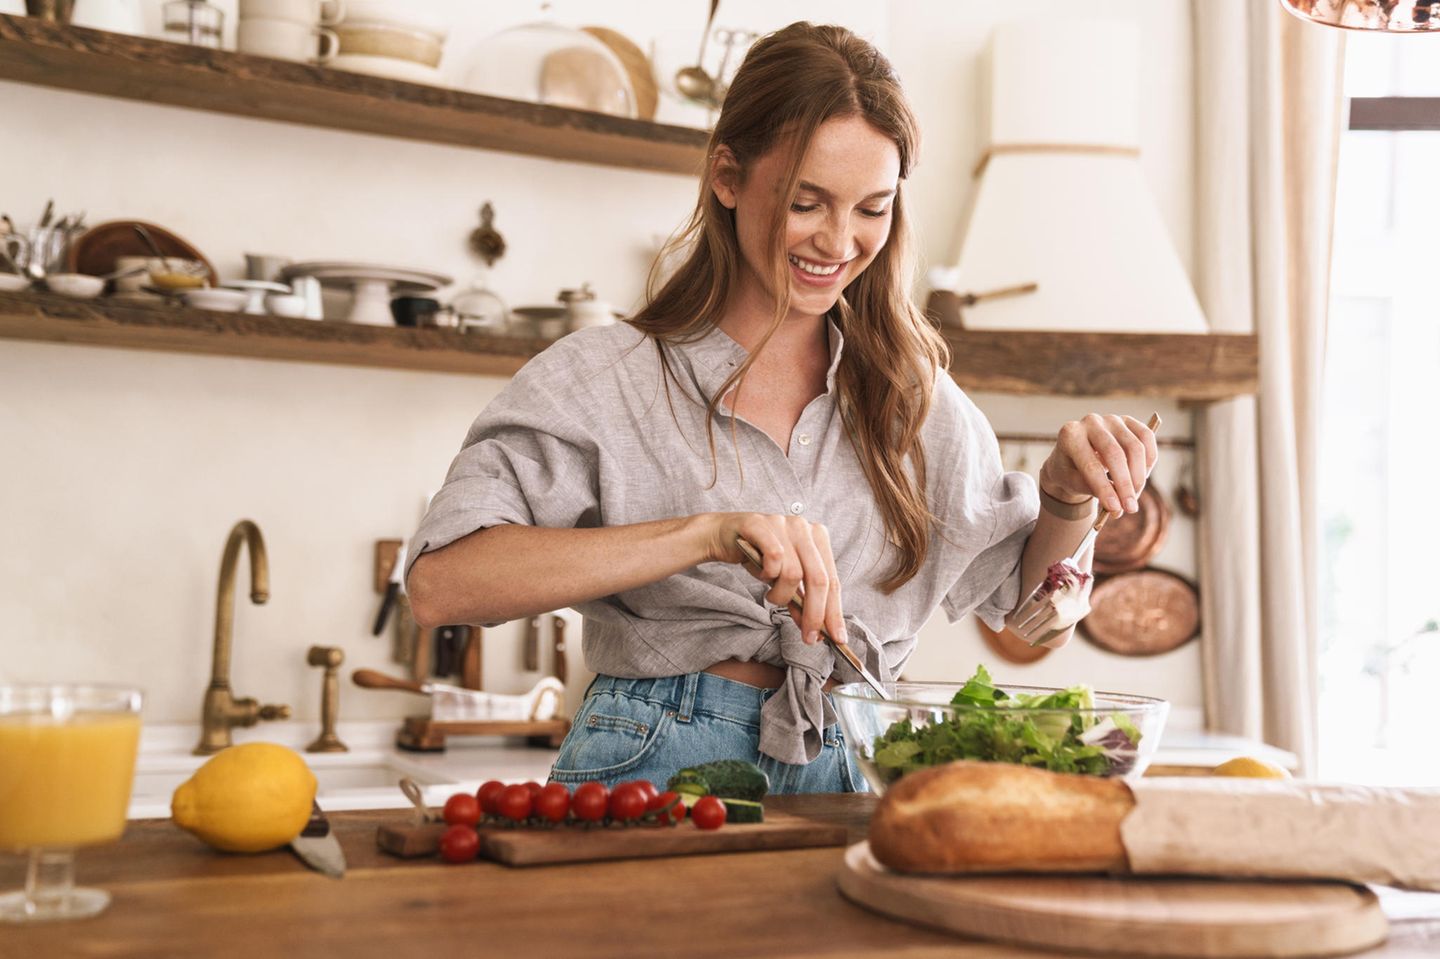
[127,750,460,819]
[124,723,561,819]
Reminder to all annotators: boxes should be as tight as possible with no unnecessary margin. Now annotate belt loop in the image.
[676,671,701,723]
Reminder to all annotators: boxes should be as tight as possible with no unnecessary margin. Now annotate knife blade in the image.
[290,801,346,879]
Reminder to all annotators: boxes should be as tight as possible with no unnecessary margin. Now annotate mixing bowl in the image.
[833,678,1169,794]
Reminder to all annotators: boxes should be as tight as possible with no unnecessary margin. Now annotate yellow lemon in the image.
[1211,756,1291,779]
[171,742,317,853]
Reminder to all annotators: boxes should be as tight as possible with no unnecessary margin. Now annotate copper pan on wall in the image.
[1279,0,1440,32]
[1079,568,1200,657]
[1093,485,1170,575]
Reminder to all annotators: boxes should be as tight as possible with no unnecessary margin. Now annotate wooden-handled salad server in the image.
[734,537,891,701]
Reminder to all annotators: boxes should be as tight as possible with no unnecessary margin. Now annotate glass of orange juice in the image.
[0,684,143,923]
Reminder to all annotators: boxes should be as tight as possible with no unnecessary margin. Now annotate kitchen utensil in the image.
[278,261,450,325]
[181,288,248,312]
[264,293,307,318]
[219,279,289,314]
[0,274,29,292]
[733,537,889,701]
[289,801,346,879]
[389,295,441,327]
[1079,567,1201,656]
[674,0,720,104]
[522,616,541,672]
[463,20,635,117]
[459,627,481,690]
[1093,484,1171,574]
[244,253,291,283]
[162,0,223,48]
[69,220,217,287]
[351,669,564,723]
[23,1,73,22]
[1014,412,1162,644]
[831,680,1168,794]
[551,613,568,686]
[975,617,1052,665]
[482,809,846,868]
[371,541,405,636]
[581,26,658,121]
[238,18,339,63]
[44,273,104,298]
[374,777,447,858]
[837,841,1386,959]
[431,625,463,677]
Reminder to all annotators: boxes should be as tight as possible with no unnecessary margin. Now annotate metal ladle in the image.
[674,0,720,104]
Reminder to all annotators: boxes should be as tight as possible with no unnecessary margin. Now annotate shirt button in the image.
[790,502,804,514]
[797,434,811,446]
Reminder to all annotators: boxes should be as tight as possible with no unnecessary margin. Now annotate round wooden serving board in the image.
[836,842,1387,958]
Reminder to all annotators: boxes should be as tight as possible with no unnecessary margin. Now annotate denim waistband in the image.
[586,672,816,729]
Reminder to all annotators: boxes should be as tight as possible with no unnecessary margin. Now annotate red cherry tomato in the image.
[622,779,659,805]
[690,795,726,830]
[523,780,544,800]
[534,783,572,823]
[442,792,481,827]
[476,780,506,816]
[571,783,609,822]
[608,782,648,822]
[496,783,534,821]
[647,790,687,825]
[438,824,480,863]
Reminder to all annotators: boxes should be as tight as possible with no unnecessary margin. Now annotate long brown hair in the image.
[629,22,948,592]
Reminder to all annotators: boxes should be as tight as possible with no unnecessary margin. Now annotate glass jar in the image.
[162,0,223,49]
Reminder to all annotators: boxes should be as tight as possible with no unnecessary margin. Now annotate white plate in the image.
[329,54,443,85]
[279,260,451,293]
[219,279,290,293]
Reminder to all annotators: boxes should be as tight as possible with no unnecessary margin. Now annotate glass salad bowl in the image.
[832,668,1169,794]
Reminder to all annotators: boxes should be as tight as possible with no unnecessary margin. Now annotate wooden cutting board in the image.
[837,842,1388,958]
[482,809,847,867]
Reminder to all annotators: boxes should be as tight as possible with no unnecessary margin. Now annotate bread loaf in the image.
[868,761,1135,875]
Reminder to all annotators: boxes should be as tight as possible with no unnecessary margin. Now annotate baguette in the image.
[868,760,1135,875]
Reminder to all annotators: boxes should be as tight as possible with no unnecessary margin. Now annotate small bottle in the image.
[162,0,223,49]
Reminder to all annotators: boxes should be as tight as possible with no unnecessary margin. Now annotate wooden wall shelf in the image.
[0,15,709,175]
[1,290,1258,401]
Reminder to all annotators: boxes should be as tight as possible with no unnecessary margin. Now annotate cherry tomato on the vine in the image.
[442,792,481,826]
[608,782,648,822]
[522,780,544,800]
[690,795,726,830]
[534,783,572,823]
[496,783,534,821]
[476,780,505,816]
[647,790,687,825]
[571,782,609,822]
[438,824,480,863]
[622,780,659,806]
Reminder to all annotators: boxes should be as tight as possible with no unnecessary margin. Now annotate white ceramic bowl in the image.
[182,288,248,312]
[0,273,30,292]
[265,293,308,318]
[46,273,105,299]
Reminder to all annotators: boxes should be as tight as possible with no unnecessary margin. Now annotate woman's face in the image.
[715,115,901,323]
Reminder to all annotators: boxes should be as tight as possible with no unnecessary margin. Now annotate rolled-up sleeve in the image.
[943,469,1038,630]
[405,351,600,582]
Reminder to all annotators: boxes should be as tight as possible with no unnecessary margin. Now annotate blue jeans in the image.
[547,673,865,795]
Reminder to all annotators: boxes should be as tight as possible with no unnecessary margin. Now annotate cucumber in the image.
[719,798,764,824]
[668,760,770,802]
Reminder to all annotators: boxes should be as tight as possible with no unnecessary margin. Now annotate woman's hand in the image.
[702,512,846,646]
[1037,414,1159,515]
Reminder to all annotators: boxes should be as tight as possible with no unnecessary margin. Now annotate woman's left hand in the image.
[1037,414,1159,515]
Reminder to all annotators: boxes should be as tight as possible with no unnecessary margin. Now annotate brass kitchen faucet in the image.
[194,520,291,754]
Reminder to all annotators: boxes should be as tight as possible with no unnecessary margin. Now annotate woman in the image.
[406,23,1157,793]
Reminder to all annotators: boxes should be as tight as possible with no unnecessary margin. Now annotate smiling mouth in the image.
[788,254,846,277]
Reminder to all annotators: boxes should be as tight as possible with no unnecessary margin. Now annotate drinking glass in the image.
[0,684,143,923]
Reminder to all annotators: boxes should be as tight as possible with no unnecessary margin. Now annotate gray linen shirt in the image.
[407,320,1038,765]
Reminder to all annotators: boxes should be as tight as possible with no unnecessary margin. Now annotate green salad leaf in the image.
[868,664,1142,782]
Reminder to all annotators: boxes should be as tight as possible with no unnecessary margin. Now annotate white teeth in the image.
[789,255,841,276]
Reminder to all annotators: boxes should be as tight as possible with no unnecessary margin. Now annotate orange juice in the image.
[0,713,141,850]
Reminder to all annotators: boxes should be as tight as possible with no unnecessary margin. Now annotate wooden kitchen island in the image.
[4,795,1437,959]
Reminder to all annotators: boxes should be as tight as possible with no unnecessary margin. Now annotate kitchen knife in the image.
[460,625,482,689]
[551,613,567,686]
[290,801,346,879]
[372,542,406,636]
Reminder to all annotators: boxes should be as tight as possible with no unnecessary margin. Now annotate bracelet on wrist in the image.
[1039,487,1098,520]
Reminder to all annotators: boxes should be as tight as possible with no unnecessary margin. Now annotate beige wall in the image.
[0,1,1203,723]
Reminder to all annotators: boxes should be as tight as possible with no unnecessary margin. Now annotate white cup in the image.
[238,17,339,63]
[239,0,343,26]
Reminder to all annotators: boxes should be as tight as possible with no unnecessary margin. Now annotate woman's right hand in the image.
[701,512,847,647]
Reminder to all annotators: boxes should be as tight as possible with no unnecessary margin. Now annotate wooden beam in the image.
[1348,97,1440,131]
[0,15,708,175]
[928,291,1258,401]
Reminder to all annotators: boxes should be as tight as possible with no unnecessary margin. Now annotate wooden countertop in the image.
[4,795,1437,958]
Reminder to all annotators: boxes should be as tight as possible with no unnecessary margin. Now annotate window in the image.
[1318,34,1440,785]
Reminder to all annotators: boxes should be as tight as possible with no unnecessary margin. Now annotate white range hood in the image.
[933,21,1207,334]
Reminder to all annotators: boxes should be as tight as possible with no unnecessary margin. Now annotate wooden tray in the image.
[837,841,1387,958]
[482,810,848,867]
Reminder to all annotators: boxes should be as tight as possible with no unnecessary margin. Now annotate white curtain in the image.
[1192,1,1345,773]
